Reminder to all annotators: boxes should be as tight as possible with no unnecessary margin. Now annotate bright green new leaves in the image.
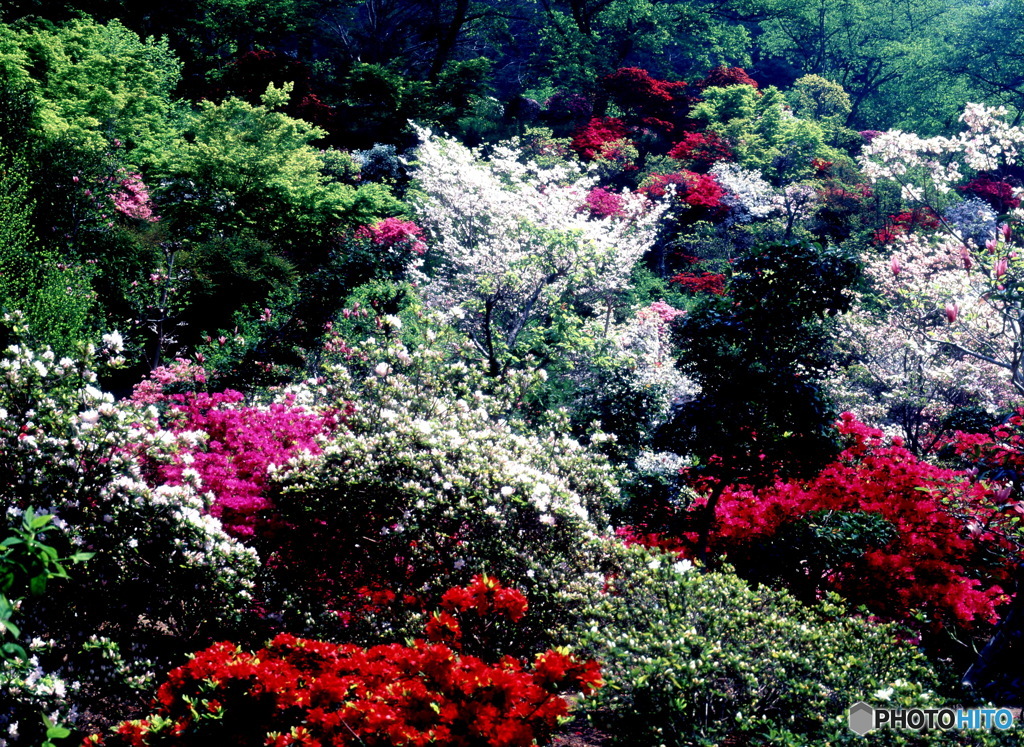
[692,85,839,182]
[156,84,403,246]
[0,18,181,163]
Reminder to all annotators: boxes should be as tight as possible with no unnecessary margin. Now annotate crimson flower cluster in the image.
[583,187,625,218]
[667,132,733,171]
[85,580,601,747]
[669,271,727,295]
[697,413,1012,628]
[873,208,941,245]
[958,175,1021,214]
[569,117,629,161]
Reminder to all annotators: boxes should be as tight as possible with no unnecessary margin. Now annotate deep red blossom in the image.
[696,66,759,92]
[669,271,727,295]
[958,175,1021,214]
[667,132,733,171]
[570,117,629,161]
[630,414,1014,630]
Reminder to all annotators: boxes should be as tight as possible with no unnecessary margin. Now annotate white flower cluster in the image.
[274,329,622,635]
[709,163,783,224]
[410,128,667,363]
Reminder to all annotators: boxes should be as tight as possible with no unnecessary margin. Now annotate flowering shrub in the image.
[944,197,999,248]
[110,174,159,223]
[580,544,979,747]
[583,187,625,218]
[667,131,732,170]
[959,174,1021,214]
[697,66,759,91]
[411,129,664,376]
[88,581,600,747]
[151,389,339,538]
[262,322,620,646]
[669,271,726,295]
[355,217,428,256]
[569,117,630,161]
[680,414,1013,629]
[0,331,257,740]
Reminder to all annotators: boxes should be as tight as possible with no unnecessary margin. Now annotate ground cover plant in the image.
[5,8,1024,742]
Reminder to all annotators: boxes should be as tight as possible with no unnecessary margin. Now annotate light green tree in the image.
[0,18,181,165]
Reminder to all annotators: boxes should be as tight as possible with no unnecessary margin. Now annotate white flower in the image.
[672,559,694,574]
[874,687,894,701]
[374,362,391,377]
[102,330,124,352]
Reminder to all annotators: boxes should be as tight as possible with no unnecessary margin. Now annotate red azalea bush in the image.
[651,414,1014,629]
[872,207,942,245]
[958,174,1021,214]
[667,131,732,171]
[640,171,725,216]
[696,66,759,92]
[85,579,601,747]
[569,117,629,161]
[600,68,690,136]
[669,271,727,295]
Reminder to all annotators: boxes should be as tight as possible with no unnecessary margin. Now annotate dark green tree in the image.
[656,241,860,559]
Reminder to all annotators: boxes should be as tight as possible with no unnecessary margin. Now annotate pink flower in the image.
[356,218,427,255]
[946,302,959,324]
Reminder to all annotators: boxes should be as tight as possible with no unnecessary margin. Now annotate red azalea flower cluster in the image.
[86,581,601,747]
[953,409,1024,479]
[688,413,1012,628]
[669,271,727,295]
[958,175,1021,214]
[873,208,941,245]
[696,66,759,92]
[439,574,529,623]
[356,218,428,255]
[667,132,733,171]
[640,172,725,213]
[155,390,340,538]
[601,68,690,136]
[583,187,625,218]
[569,117,629,161]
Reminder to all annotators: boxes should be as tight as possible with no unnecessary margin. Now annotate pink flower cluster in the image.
[583,187,625,218]
[356,218,427,255]
[111,174,159,223]
[154,390,340,537]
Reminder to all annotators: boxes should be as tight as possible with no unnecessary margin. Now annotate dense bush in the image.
[582,544,1015,746]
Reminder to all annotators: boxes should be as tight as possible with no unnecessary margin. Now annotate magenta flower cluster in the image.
[111,174,160,223]
[155,390,340,538]
[355,217,427,255]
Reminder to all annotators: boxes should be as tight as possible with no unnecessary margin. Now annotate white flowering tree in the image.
[857,104,1024,398]
[411,128,667,376]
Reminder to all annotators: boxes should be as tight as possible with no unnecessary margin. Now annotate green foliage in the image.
[693,84,839,182]
[581,544,1012,746]
[156,85,404,251]
[661,241,860,482]
[0,141,93,353]
[0,18,181,164]
[0,508,91,661]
